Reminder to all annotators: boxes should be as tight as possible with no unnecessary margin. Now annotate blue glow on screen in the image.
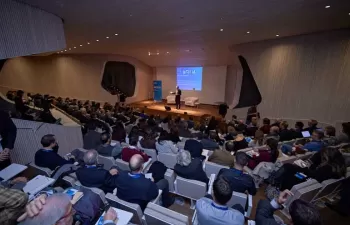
[176,67,203,91]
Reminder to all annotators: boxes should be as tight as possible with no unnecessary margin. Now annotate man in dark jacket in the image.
[279,121,294,142]
[0,110,17,170]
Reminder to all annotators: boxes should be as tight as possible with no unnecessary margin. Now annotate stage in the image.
[130,100,220,120]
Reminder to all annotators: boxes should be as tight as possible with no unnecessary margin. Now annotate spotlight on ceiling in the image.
[247,31,250,34]
[325,5,330,8]
[148,52,151,56]
[60,51,63,53]
[185,49,191,52]
[80,45,83,47]
[64,50,67,52]
[74,46,76,48]
[276,34,279,37]
[96,40,99,42]
[156,52,159,55]
[87,42,90,45]
[220,28,224,32]
[115,33,118,36]
[106,37,109,39]
[166,52,170,54]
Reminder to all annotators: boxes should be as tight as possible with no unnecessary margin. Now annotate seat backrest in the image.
[74,181,107,204]
[106,193,143,225]
[175,177,206,200]
[97,155,115,170]
[164,169,176,192]
[204,161,229,177]
[312,178,344,202]
[28,162,52,177]
[144,202,189,225]
[226,191,247,208]
[158,153,177,169]
[115,158,130,171]
[290,179,318,193]
[296,152,314,160]
[277,156,297,165]
[140,147,158,163]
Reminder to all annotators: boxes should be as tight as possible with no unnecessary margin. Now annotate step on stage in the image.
[130,100,220,119]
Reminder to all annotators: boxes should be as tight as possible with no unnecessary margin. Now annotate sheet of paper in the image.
[95,208,133,225]
[0,163,27,181]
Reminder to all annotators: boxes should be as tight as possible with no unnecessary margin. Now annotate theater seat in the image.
[158,152,177,169]
[28,162,52,177]
[115,158,130,171]
[97,155,116,170]
[164,169,176,193]
[204,161,229,177]
[144,202,189,225]
[174,177,207,200]
[312,178,344,202]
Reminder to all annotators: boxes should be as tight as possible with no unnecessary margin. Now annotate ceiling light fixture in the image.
[96,40,99,42]
[148,52,151,56]
[64,50,67,52]
[186,49,191,52]
[325,5,330,8]
[247,31,250,34]
[87,42,90,45]
[106,36,109,39]
[220,28,224,32]
[276,34,279,37]
[74,46,76,48]
[166,52,170,54]
[156,52,160,55]
[115,33,118,36]
[60,51,63,53]
[80,45,83,47]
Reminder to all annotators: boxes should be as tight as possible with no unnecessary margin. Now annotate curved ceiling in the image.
[18,0,350,66]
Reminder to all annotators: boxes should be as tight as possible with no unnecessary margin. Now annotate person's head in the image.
[176,86,179,90]
[254,130,265,145]
[129,154,144,173]
[251,117,258,126]
[324,126,336,137]
[80,107,87,115]
[270,126,280,135]
[41,134,58,150]
[311,130,324,141]
[158,130,170,143]
[144,128,156,141]
[263,118,270,125]
[16,90,24,97]
[84,150,98,166]
[266,138,279,162]
[289,199,322,225]
[227,125,237,136]
[182,121,189,130]
[209,130,218,140]
[295,121,304,131]
[320,148,346,177]
[225,141,235,152]
[308,119,318,128]
[232,115,237,120]
[18,193,74,225]
[100,132,112,144]
[189,116,193,121]
[341,122,350,137]
[177,150,192,166]
[212,177,232,205]
[129,134,139,146]
[235,152,248,169]
[280,121,289,130]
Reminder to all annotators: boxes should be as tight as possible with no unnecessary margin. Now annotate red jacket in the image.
[247,149,275,169]
[121,147,149,162]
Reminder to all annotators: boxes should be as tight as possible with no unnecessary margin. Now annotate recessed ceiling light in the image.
[220,28,224,32]
[87,42,90,45]
[106,37,109,39]
[80,45,83,47]
[60,51,63,53]
[156,52,159,55]
[166,52,170,54]
[186,49,191,52]
[115,33,118,36]
[69,48,71,50]
[64,50,67,52]
[74,46,76,48]
[247,31,250,34]
[325,5,330,8]
[276,34,279,37]
[148,52,151,56]
[130,14,132,17]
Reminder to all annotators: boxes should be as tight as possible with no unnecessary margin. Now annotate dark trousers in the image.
[156,179,174,208]
[0,158,11,170]
[175,95,181,109]
[204,194,245,214]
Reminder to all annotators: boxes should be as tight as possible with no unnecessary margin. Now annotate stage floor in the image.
[130,100,219,119]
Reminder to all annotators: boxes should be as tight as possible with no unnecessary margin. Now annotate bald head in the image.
[270,126,280,134]
[84,150,98,165]
[129,154,144,172]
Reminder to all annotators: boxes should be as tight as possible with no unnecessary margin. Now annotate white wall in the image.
[156,66,227,105]
[0,54,153,104]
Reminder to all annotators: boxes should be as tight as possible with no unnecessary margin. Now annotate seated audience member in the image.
[121,135,149,162]
[201,131,220,150]
[195,177,244,225]
[281,130,324,154]
[225,125,237,141]
[0,177,28,225]
[111,122,126,143]
[108,154,171,210]
[178,121,193,138]
[14,90,29,117]
[336,122,350,144]
[83,123,101,150]
[169,127,181,143]
[235,120,247,134]
[218,152,256,195]
[270,119,282,128]
[0,110,17,170]
[147,115,156,127]
[232,133,248,153]
[275,148,346,190]
[248,138,279,170]
[255,190,322,225]
[323,125,337,146]
[248,130,264,148]
[160,116,170,132]
[279,121,294,142]
[246,117,258,136]
[35,134,74,170]
[187,116,195,129]
[208,141,235,167]
[184,139,204,159]
[291,121,304,139]
[18,194,117,225]
[156,130,178,154]
[96,132,122,159]
[206,116,218,134]
[76,150,115,193]
[230,114,238,125]
[265,126,280,141]
[303,119,319,134]
[174,150,209,184]
[259,118,271,134]
[139,129,157,149]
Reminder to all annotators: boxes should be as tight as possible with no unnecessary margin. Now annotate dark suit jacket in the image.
[34,149,73,170]
[0,111,17,149]
[76,166,115,193]
[255,200,279,225]
[174,158,209,185]
[83,130,101,150]
[279,129,294,142]
[184,140,204,159]
[218,168,256,195]
[245,126,258,137]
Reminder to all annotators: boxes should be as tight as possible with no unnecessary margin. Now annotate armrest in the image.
[245,194,253,218]
[192,210,198,225]
[152,189,163,205]
[207,174,216,195]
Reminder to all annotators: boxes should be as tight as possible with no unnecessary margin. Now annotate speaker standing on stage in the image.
[175,86,182,109]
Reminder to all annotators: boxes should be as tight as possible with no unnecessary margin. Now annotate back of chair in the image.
[140,147,158,163]
[115,158,130,171]
[226,191,247,208]
[164,169,176,192]
[144,202,189,225]
[28,162,52,177]
[158,153,177,169]
[106,193,143,225]
[97,155,115,170]
[277,155,297,165]
[74,181,107,204]
[312,178,344,202]
[175,177,206,200]
[204,161,229,177]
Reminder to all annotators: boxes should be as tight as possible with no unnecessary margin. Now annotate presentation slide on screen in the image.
[176,67,203,91]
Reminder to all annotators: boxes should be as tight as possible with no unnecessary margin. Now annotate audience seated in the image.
[195,177,244,225]
[0,110,17,170]
[178,121,193,138]
[174,150,209,184]
[121,135,149,162]
[139,128,157,149]
[336,122,350,144]
[184,139,204,159]
[76,150,115,193]
[303,119,319,134]
[282,130,324,154]
[83,123,101,150]
[96,132,122,159]
[111,122,126,143]
[246,117,258,136]
[35,134,74,170]
[323,125,337,146]
[292,121,304,139]
[208,141,235,167]
[232,133,248,153]
[225,125,237,141]
[218,152,257,195]
[248,130,264,148]
[266,126,280,141]
[187,116,195,129]
[169,126,181,143]
[156,130,178,154]
[248,138,279,170]
[200,131,220,150]
[259,118,271,134]
[279,121,294,142]
[255,190,322,225]
[160,116,170,133]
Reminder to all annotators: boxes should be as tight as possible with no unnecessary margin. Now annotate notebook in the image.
[64,188,84,204]
[95,207,133,225]
[0,163,27,181]
[23,175,55,201]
